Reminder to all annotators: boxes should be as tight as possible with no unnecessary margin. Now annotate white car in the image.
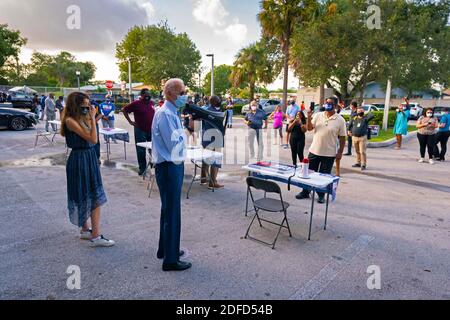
[401,102,423,120]
[241,99,281,116]
[340,105,380,116]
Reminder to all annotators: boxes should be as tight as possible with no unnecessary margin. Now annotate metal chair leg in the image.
[308,190,316,240]
[271,218,286,249]
[284,210,293,237]
[245,212,259,239]
[148,176,155,198]
[187,162,198,199]
[324,192,330,230]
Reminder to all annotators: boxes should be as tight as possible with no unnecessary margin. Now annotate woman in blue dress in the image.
[393,105,411,149]
[61,92,115,247]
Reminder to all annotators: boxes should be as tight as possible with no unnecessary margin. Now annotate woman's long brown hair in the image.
[61,92,92,137]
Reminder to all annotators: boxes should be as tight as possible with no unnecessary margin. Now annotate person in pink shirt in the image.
[269,105,286,145]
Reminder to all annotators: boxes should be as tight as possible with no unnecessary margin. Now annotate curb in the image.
[368,131,417,148]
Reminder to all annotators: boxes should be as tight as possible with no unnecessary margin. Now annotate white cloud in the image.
[222,21,248,46]
[192,0,229,28]
[127,0,155,24]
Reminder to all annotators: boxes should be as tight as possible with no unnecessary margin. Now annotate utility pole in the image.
[206,54,214,96]
[127,57,132,101]
[382,79,392,131]
[76,71,81,90]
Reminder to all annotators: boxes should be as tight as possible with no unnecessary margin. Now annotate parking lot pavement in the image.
[0,115,449,300]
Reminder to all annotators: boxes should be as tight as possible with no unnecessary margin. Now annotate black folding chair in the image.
[245,176,292,249]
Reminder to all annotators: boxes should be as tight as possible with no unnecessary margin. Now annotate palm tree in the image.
[258,0,319,110]
[231,44,259,101]
[231,40,281,101]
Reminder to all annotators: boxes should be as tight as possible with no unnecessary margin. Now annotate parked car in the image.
[241,99,281,115]
[401,102,423,120]
[8,93,33,109]
[372,103,385,109]
[432,106,448,121]
[232,98,249,105]
[0,107,38,131]
[340,105,380,116]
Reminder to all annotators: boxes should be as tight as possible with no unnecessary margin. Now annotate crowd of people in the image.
[55,79,449,273]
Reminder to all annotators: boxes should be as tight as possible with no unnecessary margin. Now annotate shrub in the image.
[114,102,128,114]
[342,111,397,128]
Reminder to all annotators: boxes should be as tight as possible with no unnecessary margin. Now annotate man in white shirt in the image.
[296,98,347,203]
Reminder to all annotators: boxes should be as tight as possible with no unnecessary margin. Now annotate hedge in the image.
[342,111,397,128]
[114,102,128,114]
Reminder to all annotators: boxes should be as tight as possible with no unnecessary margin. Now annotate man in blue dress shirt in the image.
[152,78,191,272]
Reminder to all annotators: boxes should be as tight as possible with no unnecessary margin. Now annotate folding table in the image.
[242,164,340,240]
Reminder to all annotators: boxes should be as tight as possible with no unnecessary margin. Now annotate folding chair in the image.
[245,176,292,249]
[34,130,54,148]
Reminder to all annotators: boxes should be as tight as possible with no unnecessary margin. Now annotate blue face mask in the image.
[324,103,334,112]
[175,95,188,109]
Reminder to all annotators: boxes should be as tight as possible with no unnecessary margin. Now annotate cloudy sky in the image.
[0,0,298,89]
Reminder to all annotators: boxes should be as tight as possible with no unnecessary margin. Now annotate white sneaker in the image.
[80,229,92,240]
[429,159,435,165]
[418,158,425,163]
[89,235,115,247]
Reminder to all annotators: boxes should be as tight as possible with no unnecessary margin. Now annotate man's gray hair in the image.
[164,78,184,97]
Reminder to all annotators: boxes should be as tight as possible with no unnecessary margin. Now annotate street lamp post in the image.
[206,54,214,96]
[127,57,132,101]
[76,71,81,90]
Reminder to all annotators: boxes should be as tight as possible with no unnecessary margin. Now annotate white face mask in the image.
[426,113,433,117]
[251,106,257,111]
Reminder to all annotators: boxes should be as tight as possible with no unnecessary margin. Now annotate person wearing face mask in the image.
[200,95,225,189]
[152,78,191,272]
[416,108,439,164]
[284,100,300,148]
[296,98,347,203]
[348,106,374,171]
[245,100,268,161]
[434,107,450,161]
[393,104,411,149]
[99,94,117,144]
[123,89,156,176]
[44,93,57,132]
[61,92,115,248]
[344,101,359,156]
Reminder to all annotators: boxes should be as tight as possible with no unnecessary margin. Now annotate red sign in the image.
[105,81,114,89]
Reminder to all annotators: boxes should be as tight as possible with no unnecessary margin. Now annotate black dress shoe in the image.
[157,250,185,260]
[162,261,192,272]
[352,163,361,168]
[317,197,325,204]
[296,192,310,200]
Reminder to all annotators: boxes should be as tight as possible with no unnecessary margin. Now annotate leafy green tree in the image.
[291,0,450,104]
[25,51,96,87]
[231,38,282,101]
[258,0,319,109]
[203,64,233,96]
[377,0,450,94]
[0,24,27,84]
[0,24,27,68]
[116,21,201,89]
